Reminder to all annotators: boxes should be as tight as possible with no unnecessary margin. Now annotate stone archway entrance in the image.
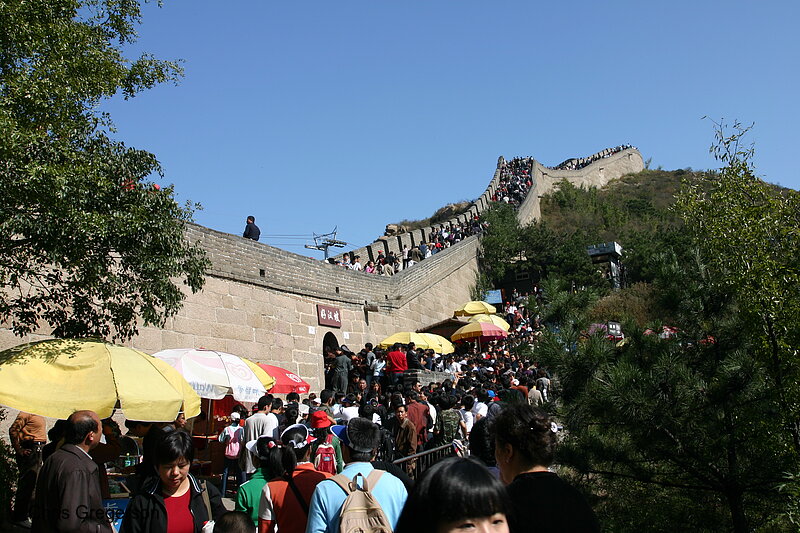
[322,332,339,391]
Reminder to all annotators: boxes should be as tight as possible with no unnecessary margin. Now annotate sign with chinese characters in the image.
[317,305,342,328]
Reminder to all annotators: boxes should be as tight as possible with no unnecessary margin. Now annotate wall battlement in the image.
[0,147,643,393]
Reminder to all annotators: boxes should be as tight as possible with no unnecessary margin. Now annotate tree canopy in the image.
[0,0,209,341]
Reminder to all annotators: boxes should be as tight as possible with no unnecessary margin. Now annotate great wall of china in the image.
[0,147,644,392]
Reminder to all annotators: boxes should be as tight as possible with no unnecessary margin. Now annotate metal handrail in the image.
[391,440,464,479]
[392,442,453,463]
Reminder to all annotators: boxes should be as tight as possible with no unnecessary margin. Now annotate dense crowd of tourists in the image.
[8,162,602,532]
[331,155,536,274]
[493,156,534,206]
[331,217,486,275]
[551,144,635,171]
[9,292,599,532]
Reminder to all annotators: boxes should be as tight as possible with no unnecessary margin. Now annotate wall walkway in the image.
[0,148,643,392]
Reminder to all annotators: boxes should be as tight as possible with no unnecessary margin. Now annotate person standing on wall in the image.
[243,215,261,241]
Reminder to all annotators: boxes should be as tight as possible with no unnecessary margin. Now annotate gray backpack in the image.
[331,470,392,533]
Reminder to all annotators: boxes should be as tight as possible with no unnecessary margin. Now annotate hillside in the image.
[540,168,696,240]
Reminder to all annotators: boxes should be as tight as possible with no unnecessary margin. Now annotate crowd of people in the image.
[9,228,594,533]
[551,144,636,171]
[9,301,599,532]
[492,157,534,207]
[329,154,538,275]
[329,217,486,276]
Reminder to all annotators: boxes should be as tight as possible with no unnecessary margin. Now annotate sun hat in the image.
[280,424,317,448]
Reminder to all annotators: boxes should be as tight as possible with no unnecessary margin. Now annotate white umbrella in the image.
[153,348,274,403]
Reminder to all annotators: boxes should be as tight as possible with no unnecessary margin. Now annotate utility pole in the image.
[305,227,346,260]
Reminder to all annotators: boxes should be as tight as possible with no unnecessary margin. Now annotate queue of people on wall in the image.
[493,156,534,207]
[330,216,487,275]
[552,144,636,171]
[332,155,537,274]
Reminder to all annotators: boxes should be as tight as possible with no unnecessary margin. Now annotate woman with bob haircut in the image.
[121,429,225,533]
[394,457,509,533]
[492,404,599,533]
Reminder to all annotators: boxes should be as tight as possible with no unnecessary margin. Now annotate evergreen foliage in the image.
[479,124,800,529]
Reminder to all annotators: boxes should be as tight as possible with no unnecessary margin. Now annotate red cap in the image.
[310,410,332,428]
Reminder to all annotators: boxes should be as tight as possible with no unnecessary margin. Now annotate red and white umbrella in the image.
[153,348,275,403]
[257,364,310,394]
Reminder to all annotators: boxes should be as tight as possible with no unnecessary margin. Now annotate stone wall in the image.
[0,227,479,393]
[0,148,643,396]
[517,148,644,225]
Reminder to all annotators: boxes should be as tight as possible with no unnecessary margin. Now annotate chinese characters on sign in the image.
[317,304,342,328]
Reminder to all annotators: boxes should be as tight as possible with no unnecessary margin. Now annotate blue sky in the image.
[101,1,799,255]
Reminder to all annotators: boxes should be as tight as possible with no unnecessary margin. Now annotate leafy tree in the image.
[0,0,209,341]
[676,120,800,453]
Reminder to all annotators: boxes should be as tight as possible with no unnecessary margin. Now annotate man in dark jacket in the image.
[32,410,112,532]
[405,342,423,370]
[243,215,260,241]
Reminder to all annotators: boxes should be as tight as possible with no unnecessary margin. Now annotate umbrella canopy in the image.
[451,322,509,342]
[453,301,497,316]
[257,364,310,394]
[377,332,429,350]
[0,339,200,421]
[153,348,275,403]
[467,314,511,331]
[417,333,455,354]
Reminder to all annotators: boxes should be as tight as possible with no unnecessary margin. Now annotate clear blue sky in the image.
[101,1,799,256]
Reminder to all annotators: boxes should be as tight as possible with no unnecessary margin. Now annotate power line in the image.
[304,227,346,259]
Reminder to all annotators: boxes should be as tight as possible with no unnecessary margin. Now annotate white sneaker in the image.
[12,518,32,529]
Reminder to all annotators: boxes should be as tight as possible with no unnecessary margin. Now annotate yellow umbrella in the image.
[468,314,511,331]
[0,338,200,421]
[377,332,431,350]
[418,333,455,354]
[453,301,497,316]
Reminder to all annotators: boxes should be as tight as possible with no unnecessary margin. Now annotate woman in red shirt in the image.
[121,430,225,533]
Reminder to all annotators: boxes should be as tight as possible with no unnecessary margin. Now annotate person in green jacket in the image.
[235,436,278,525]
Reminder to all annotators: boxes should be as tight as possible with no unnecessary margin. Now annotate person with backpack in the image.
[305,418,408,533]
[258,424,332,533]
[309,410,344,474]
[219,412,245,496]
[431,394,466,447]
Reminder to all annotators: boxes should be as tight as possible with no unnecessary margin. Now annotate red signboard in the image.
[317,304,342,328]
